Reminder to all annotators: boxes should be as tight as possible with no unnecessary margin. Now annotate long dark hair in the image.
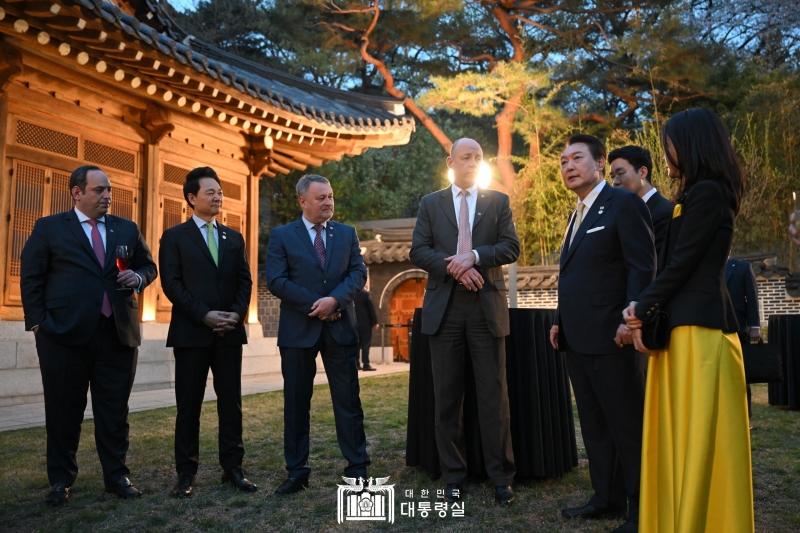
[661,107,744,215]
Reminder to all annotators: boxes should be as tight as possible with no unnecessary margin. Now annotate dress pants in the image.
[280,323,370,479]
[566,345,645,522]
[428,285,516,487]
[357,327,372,365]
[173,338,244,475]
[36,315,137,486]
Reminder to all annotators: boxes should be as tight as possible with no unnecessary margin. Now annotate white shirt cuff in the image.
[472,249,480,265]
[134,273,144,294]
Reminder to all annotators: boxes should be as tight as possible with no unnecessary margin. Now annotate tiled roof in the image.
[61,0,413,133]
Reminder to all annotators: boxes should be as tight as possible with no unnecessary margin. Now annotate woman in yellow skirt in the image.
[623,107,754,533]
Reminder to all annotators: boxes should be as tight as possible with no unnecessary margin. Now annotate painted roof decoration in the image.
[0,0,414,175]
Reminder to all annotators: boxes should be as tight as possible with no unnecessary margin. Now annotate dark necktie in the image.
[86,219,113,317]
[313,224,326,268]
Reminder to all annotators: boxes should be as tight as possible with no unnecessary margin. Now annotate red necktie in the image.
[86,219,113,317]
[313,224,326,269]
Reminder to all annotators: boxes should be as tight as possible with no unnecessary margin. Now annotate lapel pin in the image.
[109,229,114,233]
[481,194,485,198]
[477,212,482,216]
[222,235,227,240]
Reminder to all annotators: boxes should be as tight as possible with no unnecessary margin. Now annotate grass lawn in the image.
[0,376,797,532]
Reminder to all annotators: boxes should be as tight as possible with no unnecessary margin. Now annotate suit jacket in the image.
[159,220,251,348]
[410,186,520,337]
[725,259,760,334]
[555,183,656,354]
[354,289,378,330]
[646,190,673,258]
[266,219,367,348]
[635,180,739,333]
[20,210,157,348]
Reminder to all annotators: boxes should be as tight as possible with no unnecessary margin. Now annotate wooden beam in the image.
[143,103,174,144]
[0,42,23,96]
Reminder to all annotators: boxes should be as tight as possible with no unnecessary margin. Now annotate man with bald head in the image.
[411,138,520,505]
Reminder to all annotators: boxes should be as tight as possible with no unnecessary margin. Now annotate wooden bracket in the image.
[143,103,174,145]
[0,43,23,97]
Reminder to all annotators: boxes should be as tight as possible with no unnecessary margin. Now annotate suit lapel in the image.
[559,209,578,270]
[294,220,325,271]
[103,215,117,271]
[216,222,227,266]
[561,183,612,268]
[65,210,103,270]
[472,189,491,232]
[185,220,217,266]
[324,222,339,273]
[726,261,735,283]
[437,187,458,230]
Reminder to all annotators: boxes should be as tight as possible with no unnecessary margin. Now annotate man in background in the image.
[725,257,761,423]
[609,146,672,256]
[354,283,379,371]
[21,165,157,505]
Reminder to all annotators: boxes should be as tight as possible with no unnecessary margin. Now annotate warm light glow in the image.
[447,161,493,188]
[247,309,259,324]
[142,303,156,322]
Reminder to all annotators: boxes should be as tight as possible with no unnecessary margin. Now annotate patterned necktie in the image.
[568,202,585,249]
[313,224,326,268]
[206,222,218,266]
[86,219,112,317]
[457,190,472,255]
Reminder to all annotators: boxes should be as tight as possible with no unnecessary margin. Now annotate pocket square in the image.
[586,226,605,234]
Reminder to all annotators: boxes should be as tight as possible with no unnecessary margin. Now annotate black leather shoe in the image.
[362,365,376,371]
[610,521,638,533]
[172,473,194,498]
[443,483,461,504]
[357,364,363,370]
[561,503,626,520]
[45,483,70,506]
[222,467,258,492]
[495,485,515,505]
[104,477,142,499]
[275,476,309,495]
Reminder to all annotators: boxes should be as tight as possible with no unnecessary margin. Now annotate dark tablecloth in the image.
[406,308,578,480]
[768,314,800,410]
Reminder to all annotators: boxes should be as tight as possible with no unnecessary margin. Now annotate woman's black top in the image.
[634,179,739,333]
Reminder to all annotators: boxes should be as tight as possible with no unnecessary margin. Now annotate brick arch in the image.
[379,269,428,309]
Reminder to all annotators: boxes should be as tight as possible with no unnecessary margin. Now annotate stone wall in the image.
[756,277,800,321]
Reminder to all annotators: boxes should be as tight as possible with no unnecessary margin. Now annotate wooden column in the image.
[247,170,260,325]
[140,142,160,322]
[0,92,11,317]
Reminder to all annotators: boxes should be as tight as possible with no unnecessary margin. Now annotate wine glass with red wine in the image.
[116,245,132,290]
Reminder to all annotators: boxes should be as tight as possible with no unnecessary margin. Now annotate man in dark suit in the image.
[550,135,656,533]
[726,257,761,420]
[267,174,370,494]
[21,165,157,505]
[609,145,672,257]
[354,284,379,371]
[410,138,520,506]
[159,167,256,498]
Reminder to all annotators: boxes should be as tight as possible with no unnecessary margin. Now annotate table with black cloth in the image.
[406,308,578,480]
[768,314,800,410]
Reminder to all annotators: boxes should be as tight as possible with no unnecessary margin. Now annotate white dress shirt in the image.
[75,206,107,248]
[642,187,658,203]
[579,179,607,212]
[451,183,481,264]
[302,216,327,248]
[192,214,219,248]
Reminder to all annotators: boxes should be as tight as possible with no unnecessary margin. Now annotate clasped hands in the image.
[444,252,483,291]
[309,296,340,322]
[117,269,140,288]
[203,311,240,337]
[548,301,648,353]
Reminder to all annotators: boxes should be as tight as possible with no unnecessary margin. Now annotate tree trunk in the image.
[495,90,523,191]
